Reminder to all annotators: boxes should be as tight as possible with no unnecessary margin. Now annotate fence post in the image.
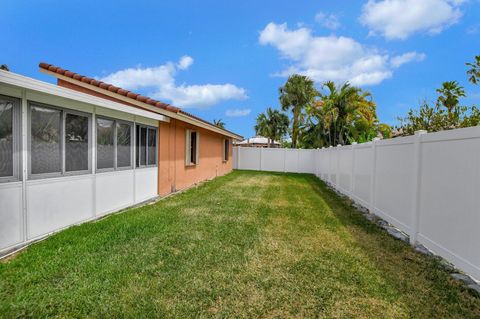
[410,130,427,246]
[320,148,324,179]
[336,144,341,189]
[297,149,300,173]
[369,138,380,214]
[328,146,333,184]
[259,147,263,171]
[283,148,287,172]
[350,142,357,197]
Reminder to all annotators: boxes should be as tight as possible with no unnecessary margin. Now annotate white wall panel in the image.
[26,175,94,239]
[374,141,414,232]
[284,149,299,172]
[320,150,329,180]
[338,148,352,192]
[261,148,285,172]
[135,167,158,203]
[0,182,23,249]
[298,150,315,173]
[352,146,371,205]
[238,147,261,170]
[96,170,135,216]
[418,137,480,279]
[329,149,338,184]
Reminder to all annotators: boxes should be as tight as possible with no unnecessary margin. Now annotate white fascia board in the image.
[0,70,170,122]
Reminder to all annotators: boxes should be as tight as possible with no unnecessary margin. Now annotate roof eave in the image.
[40,68,243,140]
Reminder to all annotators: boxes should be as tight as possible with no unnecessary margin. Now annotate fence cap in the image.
[415,130,428,135]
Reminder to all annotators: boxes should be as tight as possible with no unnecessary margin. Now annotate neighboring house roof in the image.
[38,62,243,140]
[236,136,280,145]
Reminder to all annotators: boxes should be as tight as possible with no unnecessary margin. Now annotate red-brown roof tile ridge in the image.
[39,62,242,138]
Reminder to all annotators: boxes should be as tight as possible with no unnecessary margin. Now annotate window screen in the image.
[0,99,13,177]
[147,128,156,165]
[97,118,115,169]
[117,122,131,168]
[30,105,61,174]
[65,113,89,172]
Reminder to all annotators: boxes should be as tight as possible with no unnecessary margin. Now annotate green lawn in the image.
[1,171,479,318]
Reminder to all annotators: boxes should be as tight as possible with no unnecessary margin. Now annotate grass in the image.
[1,170,479,318]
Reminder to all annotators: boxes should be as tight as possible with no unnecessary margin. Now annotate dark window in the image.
[30,105,61,174]
[224,139,229,161]
[96,118,115,170]
[117,122,132,168]
[190,131,197,164]
[65,113,89,172]
[0,99,13,177]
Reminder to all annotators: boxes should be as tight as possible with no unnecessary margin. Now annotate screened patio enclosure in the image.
[0,70,168,255]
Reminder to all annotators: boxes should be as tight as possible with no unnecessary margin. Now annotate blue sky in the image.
[1,0,479,138]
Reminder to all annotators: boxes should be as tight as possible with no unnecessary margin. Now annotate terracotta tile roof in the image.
[39,62,180,113]
[39,62,241,138]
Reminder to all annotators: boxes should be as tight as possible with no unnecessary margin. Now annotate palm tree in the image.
[279,75,319,148]
[320,81,378,145]
[466,55,480,85]
[436,81,466,112]
[213,119,225,129]
[255,108,289,147]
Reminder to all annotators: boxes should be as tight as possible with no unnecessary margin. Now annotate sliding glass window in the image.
[117,122,132,168]
[96,117,133,171]
[136,124,157,168]
[0,95,20,182]
[65,113,89,172]
[29,102,91,179]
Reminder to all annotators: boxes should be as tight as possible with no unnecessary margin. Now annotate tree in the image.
[318,81,385,146]
[279,75,319,148]
[397,82,479,135]
[466,55,480,85]
[213,119,225,129]
[255,108,289,147]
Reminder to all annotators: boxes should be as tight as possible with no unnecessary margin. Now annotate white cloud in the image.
[259,22,424,86]
[390,52,426,68]
[315,12,341,30]
[177,55,194,70]
[99,56,247,108]
[360,0,464,40]
[225,108,251,117]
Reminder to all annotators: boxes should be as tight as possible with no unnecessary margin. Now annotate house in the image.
[0,63,242,255]
[234,136,281,148]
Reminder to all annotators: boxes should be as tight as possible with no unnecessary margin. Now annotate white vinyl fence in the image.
[234,126,480,281]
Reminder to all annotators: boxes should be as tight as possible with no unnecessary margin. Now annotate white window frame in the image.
[185,129,199,166]
[135,124,158,169]
[96,116,134,172]
[28,101,92,180]
[0,94,21,183]
[223,138,230,162]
